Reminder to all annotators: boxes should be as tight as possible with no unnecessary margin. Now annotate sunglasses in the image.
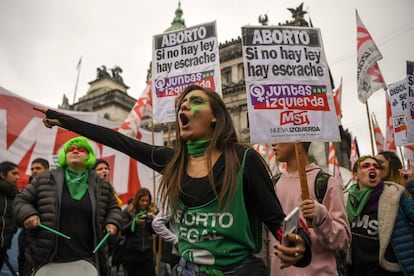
[67,146,89,154]
[359,162,382,170]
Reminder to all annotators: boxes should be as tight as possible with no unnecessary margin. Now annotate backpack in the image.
[274,169,346,276]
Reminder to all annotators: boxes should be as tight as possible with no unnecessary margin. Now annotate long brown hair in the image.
[158,85,241,213]
[377,151,403,185]
[129,187,152,215]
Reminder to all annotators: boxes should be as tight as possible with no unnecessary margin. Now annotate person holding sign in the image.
[34,84,312,275]
[270,142,350,276]
[13,137,122,276]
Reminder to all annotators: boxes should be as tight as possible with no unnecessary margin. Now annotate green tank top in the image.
[175,149,262,270]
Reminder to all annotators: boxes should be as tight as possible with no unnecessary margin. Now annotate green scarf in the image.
[346,183,373,223]
[131,210,147,232]
[187,139,210,157]
[65,168,88,200]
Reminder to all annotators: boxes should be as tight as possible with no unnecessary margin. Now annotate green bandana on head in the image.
[187,139,210,157]
[65,167,88,200]
[346,183,373,223]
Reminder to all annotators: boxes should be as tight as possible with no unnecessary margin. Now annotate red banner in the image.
[0,86,162,205]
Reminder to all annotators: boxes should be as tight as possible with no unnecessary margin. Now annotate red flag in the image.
[371,112,385,153]
[253,143,278,175]
[404,145,414,167]
[385,93,396,151]
[333,78,343,124]
[117,80,163,201]
[350,138,359,170]
[356,10,386,103]
[119,81,152,140]
[328,142,344,187]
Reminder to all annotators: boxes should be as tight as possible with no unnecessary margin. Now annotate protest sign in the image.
[152,21,221,123]
[241,26,340,143]
[388,79,409,146]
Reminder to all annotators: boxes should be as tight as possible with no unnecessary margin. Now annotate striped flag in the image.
[328,142,344,187]
[117,80,163,201]
[119,81,152,140]
[404,145,414,168]
[350,138,359,170]
[333,78,343,124]
[385,93,396,151]
[371,112,385,153]
[356,10,386,103]
[253,143,279,175]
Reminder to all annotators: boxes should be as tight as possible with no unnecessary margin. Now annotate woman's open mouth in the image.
[179,113,189,127]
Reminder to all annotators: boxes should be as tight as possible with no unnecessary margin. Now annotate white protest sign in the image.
[152,21,221,123]
[388,78,409,146]
[241,26,340,143]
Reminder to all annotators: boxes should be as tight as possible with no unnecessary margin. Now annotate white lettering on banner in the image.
[266,96,325,109]
[252,29,310,45]
[281,111,310,125]
[161,26,207,47]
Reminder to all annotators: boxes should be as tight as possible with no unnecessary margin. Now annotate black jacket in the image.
[0,179,17,249]
[120,209,154,263]
[13,168,122,275]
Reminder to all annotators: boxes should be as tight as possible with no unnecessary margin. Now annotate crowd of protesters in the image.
[1,86,414,275]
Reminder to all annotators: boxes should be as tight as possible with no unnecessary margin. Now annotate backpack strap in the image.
[273,169,331,204]
[273,173,282,185]
[314,169,331,203]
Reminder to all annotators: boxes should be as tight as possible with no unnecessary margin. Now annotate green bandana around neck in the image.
[187,139,210,157]
[346,183,373,223]
[65,168,89,200]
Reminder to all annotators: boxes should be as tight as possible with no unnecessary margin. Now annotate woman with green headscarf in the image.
[345,155,405,275]
[13,136,123,276]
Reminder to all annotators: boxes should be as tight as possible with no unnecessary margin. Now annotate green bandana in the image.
[65,168,88,200]
[346,183,373,223]
[187,140,210,157]
[131,210,146,232]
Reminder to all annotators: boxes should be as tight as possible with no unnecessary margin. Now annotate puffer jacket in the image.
[391,180,414,275]
[0,179,18,249]
[13,168,122,275]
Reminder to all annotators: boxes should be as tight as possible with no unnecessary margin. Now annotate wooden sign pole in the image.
[294,143,312,228]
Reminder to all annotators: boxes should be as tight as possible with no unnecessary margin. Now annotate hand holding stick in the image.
[38,223,71,240]
[93,232,111,253]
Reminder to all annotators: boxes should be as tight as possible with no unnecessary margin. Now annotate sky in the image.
[0,0,413,156]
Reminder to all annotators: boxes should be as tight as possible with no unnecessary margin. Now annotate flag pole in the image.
[72,57,82,104]
[365,101,375,156]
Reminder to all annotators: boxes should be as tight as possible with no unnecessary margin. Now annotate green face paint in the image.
[188,95,209,114]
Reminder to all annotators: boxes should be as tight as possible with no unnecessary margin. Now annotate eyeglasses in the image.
[67,146,89,154]
[359,162,382,170]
